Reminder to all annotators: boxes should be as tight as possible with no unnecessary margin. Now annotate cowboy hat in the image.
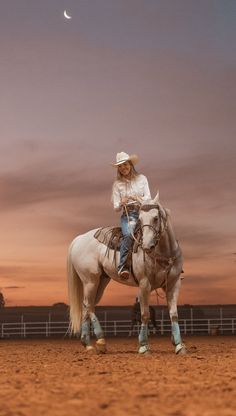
[112,152,138,167]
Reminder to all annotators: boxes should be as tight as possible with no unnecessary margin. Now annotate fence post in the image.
[114,321,117,336]
[48,313,51,337]
[21,315,24,338]
[220,307,223,333]
[1,323,4,338]
[161,309,164,335]
[104,312,107,336]
[190,307,193,334]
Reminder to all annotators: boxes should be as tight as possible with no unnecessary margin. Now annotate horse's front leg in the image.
[138,279,151,354]
[166,278,187,355]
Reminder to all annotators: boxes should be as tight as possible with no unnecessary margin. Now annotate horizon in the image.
[1,0,236,307]
[2,301,236,308]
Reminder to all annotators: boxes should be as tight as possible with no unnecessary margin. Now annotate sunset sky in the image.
[0,0,235,306]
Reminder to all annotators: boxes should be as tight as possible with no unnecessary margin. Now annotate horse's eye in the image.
[153,216,158,222]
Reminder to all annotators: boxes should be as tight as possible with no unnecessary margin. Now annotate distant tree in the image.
[0,292,5,308]
[52,302,68,308]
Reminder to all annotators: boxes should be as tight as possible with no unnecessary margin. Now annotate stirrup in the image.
[118,266,130,280]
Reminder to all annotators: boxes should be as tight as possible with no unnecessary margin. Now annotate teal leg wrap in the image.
[81,319,91,347]
[91,313,104,339]
[171,321,182,346]
[138,324,148,346]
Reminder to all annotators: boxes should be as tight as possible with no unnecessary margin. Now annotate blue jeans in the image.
[118,210,139,271]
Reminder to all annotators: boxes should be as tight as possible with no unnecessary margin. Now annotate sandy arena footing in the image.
[0,336,236,416]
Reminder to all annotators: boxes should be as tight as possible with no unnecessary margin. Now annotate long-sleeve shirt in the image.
[111,174,151,211]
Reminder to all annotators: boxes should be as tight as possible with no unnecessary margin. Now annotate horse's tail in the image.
[67,242,83,334]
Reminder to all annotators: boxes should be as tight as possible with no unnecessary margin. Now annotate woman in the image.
[111,151,152,279]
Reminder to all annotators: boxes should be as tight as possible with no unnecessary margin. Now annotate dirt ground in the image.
[0,336,236,416]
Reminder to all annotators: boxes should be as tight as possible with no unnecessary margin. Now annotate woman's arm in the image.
[111,182,122,211]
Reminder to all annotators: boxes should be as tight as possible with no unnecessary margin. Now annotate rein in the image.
[124,204,141,246]
[123,202,168,249]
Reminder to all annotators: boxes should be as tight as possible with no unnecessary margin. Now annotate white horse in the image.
[67,193,186,355]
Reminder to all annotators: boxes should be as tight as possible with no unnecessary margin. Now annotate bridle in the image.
[123,203,165,248]
[139,204,168,249]
[138,204,180,265]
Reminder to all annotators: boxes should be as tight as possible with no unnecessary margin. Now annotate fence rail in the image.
[0,318,235,338]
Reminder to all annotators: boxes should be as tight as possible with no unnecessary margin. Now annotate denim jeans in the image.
[118,210,139,271]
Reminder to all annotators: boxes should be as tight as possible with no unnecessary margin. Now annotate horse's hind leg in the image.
[83,279,107,354]
[81,316,94,352]
[166,278,187,355]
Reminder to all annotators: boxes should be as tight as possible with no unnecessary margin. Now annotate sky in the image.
[0,0,235,306]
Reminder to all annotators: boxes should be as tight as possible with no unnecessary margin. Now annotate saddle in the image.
[94,226,141,253]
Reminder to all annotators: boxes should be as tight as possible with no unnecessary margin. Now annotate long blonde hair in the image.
[116,161,139,181]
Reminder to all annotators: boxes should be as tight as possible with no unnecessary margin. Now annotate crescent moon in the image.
[64,10,72,19]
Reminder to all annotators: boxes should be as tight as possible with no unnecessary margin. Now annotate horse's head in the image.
[138,192,166,252]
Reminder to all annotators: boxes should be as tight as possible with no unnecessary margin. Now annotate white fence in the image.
[0,318,235,338]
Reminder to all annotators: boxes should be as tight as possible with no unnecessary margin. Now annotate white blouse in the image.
[111,174,151,211]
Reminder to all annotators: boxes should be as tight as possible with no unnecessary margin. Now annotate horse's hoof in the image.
[138,345,150,355]
[178,346,187,355]
[96,338,107,354]
[175,343,187,355]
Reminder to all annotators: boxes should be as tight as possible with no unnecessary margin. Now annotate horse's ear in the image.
[153,191,159,204]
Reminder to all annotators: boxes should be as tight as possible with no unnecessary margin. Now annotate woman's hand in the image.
[121,197,129,206]
[130,195,141,204]
[121,195,141,206]
[131,195,139,202]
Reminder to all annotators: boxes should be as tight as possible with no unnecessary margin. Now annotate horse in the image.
[129,299,158,336]
[67,193,186,355]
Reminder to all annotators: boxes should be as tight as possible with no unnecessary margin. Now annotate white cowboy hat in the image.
[112,152,138,167]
